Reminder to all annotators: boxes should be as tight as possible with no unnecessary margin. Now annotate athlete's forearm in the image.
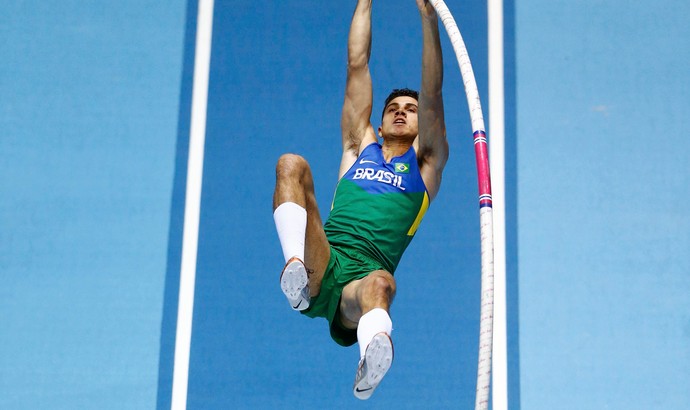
[348,0,373,69]
[418,8,448,173]
[341,0,375,156]
[420,11,443,102]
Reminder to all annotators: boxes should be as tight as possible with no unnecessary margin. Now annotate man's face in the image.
[379,96,419,139]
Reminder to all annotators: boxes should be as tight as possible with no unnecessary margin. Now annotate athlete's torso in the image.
[323,142,430,273]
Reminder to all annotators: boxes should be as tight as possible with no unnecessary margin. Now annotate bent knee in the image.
[276,153,308,173]
[367,271,396,297]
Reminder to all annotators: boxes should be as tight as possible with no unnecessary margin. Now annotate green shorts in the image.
[301,246,386,346]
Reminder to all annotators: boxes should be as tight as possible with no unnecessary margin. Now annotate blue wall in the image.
[0,1,187,408]
[516,0,690,408]
[1,0,688,409]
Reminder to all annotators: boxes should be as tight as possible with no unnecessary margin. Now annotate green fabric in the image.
[323,179,427,274]
[301,246,385,346]
[305,144,430,345]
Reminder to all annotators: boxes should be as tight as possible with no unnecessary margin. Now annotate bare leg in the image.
[273,153,330,296]
[343,270,396,400]
[338,270,397,329]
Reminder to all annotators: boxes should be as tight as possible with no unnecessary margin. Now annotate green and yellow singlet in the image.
[324,142,430,274]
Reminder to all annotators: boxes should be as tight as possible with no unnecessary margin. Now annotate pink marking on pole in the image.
[474,131,492,207]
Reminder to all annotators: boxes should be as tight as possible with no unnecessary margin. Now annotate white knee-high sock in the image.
[357,308,393,358]
[273,202,307,263]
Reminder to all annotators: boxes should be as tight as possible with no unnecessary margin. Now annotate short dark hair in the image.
[382,88,419,119]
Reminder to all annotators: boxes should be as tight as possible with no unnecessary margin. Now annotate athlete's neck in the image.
[381,139,413,162]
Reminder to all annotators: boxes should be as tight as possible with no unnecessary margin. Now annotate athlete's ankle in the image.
[357,308,393,358]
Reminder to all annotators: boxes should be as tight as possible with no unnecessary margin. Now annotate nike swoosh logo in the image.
[359,159,378,165]
[293,299,305,309]
[355,387,373,393]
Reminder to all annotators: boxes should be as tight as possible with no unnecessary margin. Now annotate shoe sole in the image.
[280,259,309,311]
[353,333,394,400]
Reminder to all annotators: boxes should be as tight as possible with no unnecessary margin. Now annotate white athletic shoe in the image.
[353,332,394,400]
[280,257,310,311]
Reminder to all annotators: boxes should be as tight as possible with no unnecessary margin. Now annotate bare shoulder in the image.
[338,126,378,179]
[416,139,449,201]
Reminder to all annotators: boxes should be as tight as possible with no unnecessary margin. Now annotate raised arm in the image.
[415,0,448,201]
[339,0,378,178]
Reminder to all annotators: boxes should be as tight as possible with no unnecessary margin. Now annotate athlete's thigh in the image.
[339,270,396,328]
[303,181,330,294]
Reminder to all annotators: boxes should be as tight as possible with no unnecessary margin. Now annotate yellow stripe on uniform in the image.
[407,191,429,236]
